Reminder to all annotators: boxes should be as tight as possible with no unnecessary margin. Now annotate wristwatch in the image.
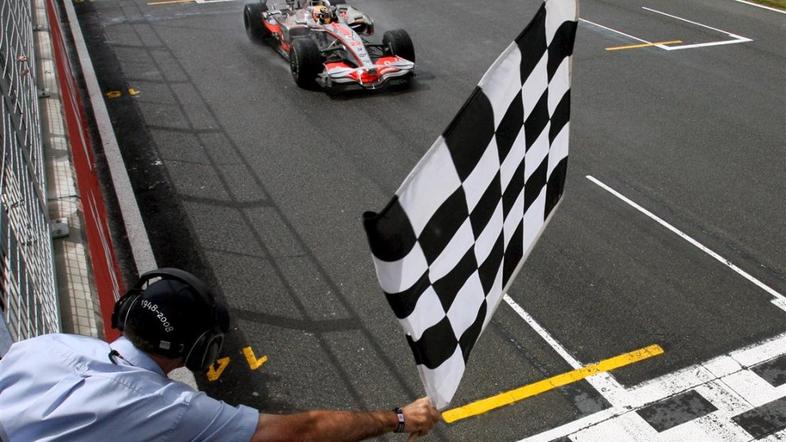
[393,407,405,433]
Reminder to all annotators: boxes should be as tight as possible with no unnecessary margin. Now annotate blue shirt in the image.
[0,334,258,441]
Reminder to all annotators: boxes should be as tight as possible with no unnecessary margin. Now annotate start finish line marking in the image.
[442,344,665,423]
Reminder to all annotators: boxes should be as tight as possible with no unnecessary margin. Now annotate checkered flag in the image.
[363,0,578,409]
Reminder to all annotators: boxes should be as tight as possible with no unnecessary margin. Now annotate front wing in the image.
[321,56,414,90]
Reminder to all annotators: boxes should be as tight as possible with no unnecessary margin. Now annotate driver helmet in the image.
[312,5,334,24]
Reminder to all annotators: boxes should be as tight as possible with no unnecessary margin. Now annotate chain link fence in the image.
[0,0,59,341]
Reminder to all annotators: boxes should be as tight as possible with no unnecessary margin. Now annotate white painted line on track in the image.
[579,19,650,44]
[579,18,672,49]
[522,408,621,442]
[63,0,197,390]
[583,9,753,52]
[734,0,786,14]
[661,39,753,51]
[503,295,582,368]
[503,294,632,408]
[641,7,753,50]
[586,175,786,312]
[642,6,746,37]
[62,0,157,275]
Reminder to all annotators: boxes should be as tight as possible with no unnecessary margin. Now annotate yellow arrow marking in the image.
[442,344,665,423]
[206,357,230,381]
[128,87,141,96]
[105,90,122,98]
[606,40,683,51]
[243,346,268,370]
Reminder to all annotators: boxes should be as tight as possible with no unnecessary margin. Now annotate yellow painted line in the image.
[242,346,268,370]
[128,87,141,97]
[442,344,664,424]
[606,40,683,51]
[206,356,230,381]
[105,90,122,99]
[147,0,192,5]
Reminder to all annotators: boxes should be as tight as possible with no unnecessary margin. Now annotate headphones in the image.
[112,268,229,372]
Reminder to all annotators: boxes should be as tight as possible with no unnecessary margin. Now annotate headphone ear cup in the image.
[184,331,224,372]
[112,291,141,331]
[202,335,223,371]
[114,271,158,331]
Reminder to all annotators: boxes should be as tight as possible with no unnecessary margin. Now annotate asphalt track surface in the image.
[75,0,785,439]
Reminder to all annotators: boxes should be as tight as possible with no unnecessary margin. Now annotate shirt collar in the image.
[109,336,166,376]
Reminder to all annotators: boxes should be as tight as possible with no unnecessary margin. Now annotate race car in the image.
[243,0,415,90]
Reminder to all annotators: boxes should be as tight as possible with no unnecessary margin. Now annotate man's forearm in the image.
[254,409,398,442]
[303,409,398,441]
[252,397,439,441]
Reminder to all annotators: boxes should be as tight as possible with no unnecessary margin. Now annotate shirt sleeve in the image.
[175,391,259,442]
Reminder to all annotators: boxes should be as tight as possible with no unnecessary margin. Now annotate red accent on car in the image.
[325,61,351,70]
[358,69,381,84]
[264,22,281,34]
[322,26,364,65]
[374,56,401,65]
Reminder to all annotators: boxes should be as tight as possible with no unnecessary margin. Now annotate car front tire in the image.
[244,2,270,42]
[383,29,415,63]
[289,38,323,89]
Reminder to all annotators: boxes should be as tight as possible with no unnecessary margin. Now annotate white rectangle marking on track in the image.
[641,7,753,50]
[582,7,753,52]
[586,175,785,311]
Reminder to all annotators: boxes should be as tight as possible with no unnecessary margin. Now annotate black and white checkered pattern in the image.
[363,0,578,409]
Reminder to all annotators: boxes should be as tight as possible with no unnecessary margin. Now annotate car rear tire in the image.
[244,2,269,42]
[289,38,324,89]
[383,29,415,63]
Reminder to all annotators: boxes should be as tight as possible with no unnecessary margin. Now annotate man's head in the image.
[312,5,334,24]
[111,268,229,372]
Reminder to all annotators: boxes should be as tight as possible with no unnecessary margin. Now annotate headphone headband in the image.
[134,268,216,307]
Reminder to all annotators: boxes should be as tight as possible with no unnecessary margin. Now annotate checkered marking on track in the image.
[528,333,786,441]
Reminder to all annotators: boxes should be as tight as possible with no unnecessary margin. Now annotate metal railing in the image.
[0,0,58,341]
